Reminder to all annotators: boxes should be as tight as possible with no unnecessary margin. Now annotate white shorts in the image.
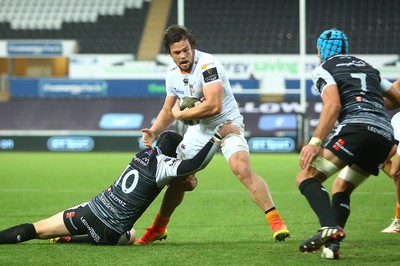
[176,115,249,161]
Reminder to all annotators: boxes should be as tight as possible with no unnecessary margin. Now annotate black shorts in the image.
[324,123,394,176]
[63,203,121,245]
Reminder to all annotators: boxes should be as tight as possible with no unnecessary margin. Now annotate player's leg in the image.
[136,126,206,245]
[135,175,196,245]
[297,148,347,253]
[332,165,369,228]
[0,211,69,244]
[322,165,368,259]
[221,131,289,241]
[33,211,71,239]
[48,203,93,244]
[383,151,400,233]
[228,150,290,241]
[0,223,37,244]
[49,235,91,244]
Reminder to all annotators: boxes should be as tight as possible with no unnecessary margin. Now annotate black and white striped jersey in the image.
[312,54,393,134]
[88,138,219,234]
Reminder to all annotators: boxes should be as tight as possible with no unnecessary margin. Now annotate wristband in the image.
[214,132,222,141]
[309,137,322,147]
[212,132,223,144]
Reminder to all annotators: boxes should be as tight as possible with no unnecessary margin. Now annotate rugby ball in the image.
[179,96,201,125]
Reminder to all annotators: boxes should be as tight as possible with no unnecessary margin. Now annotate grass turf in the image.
[0,152,399,265]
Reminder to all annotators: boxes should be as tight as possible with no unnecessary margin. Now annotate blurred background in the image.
[0,0,399,152]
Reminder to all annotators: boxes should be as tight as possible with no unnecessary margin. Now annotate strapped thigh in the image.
[338,166,369,187]
[310,156,340,178]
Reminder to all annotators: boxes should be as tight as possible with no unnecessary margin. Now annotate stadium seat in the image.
[0,0,398,54]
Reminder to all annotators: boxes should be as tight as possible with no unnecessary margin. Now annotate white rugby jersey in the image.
[391,112,400,155]
[165,49,241,129]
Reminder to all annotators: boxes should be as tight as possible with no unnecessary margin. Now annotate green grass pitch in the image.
[1,152,400,265]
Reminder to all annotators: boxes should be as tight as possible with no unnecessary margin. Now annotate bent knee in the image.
[170,174,198,191]
[182,175,198,191]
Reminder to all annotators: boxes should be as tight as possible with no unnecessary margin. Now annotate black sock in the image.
[68,235,91,243]
[0,223,36,244]
[264,207,276,214]
[299,178,337,227]
[331,192,350,228]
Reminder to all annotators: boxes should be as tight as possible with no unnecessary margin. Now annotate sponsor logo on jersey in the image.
[203,67,219,83]
[80,217,101,243]
[333,138,345,151]
[66,211,78,230]
[367,125,392,141]
[336,60,366,67]
[133,156,149,167]
[173,87,185,94]
[315,77,327,92]
[66,211,76,219]
[107,190,127,207]
[332,138,354,156]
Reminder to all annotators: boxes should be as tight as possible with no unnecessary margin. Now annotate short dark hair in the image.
[156,131,183,157]
[163,24,196,54]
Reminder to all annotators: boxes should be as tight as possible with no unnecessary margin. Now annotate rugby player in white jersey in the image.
[138,24,289,245]
[381,78,400,233]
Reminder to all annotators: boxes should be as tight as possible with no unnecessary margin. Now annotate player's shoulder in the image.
[197,50,215,61]
[132,148,158,167]
[196,50,220,70]
[312,64,326,79]
[167,64,180,74]
[165,64,181,83]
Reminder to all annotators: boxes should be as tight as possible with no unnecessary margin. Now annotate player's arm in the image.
[299,84,341,169]
[176,122,239,175]
[173,67,223,120]
[383,78,400,110]
[142,95,177,147]
[150,95,177,134]
[313,84,341,140]
[172,82,223,120]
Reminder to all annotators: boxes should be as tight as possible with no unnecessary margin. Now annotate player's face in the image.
[169,39,195,72]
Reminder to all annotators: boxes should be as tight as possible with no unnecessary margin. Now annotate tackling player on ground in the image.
[0,123,239,245]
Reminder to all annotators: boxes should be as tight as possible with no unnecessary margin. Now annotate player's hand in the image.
[171,99,183,119]
[299,144,320,169]
[141,128,155,148]
[217,122,240,138]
